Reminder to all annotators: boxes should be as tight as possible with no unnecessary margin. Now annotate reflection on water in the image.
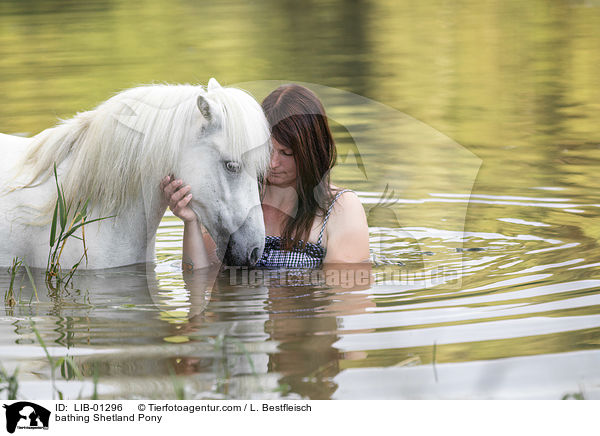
[1,0,600,399]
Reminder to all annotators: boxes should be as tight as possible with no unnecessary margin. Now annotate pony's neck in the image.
[128,172,168,240]
[92,178,167,266]
[142,178,169,237]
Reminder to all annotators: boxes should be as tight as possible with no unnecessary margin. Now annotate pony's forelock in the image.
[205,85,271,178]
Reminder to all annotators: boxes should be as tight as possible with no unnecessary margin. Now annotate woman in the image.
[161,84,370,270]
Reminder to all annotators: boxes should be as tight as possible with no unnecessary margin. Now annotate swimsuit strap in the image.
[317,189,352,246]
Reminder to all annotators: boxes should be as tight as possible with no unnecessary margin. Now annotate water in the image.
[1,0,600,399]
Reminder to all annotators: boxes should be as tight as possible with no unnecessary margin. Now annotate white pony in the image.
[0,79,271,269]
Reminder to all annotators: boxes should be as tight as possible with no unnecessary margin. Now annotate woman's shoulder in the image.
[330,186,360,206]
[322,186,370,262]
[326,187,365,224]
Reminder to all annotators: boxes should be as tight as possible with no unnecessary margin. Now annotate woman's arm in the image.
[323,191,370,264]
[182,220,217,271]
[161,176,219,271]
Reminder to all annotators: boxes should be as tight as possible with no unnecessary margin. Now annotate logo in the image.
[2,402,50,434]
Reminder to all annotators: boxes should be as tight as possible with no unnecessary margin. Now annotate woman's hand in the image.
[160,176,197,223]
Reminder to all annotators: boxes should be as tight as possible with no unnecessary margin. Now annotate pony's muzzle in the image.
[250,247,260,265]
[223,242,262,266]
[223,233,264,266]
[219,206,265,266]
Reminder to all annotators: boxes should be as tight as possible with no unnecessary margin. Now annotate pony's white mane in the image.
[12,81,271,217]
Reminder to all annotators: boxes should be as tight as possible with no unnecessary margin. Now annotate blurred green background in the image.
[2,0,599,164]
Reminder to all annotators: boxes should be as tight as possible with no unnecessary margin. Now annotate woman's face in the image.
[268,138,297,187]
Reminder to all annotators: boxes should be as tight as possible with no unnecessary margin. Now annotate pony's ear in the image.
[197,95,212,122]
[208,78,221,91]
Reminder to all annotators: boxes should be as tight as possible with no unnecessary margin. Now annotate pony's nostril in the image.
[250,247,259,265]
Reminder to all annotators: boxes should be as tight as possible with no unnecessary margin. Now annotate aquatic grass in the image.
[30,321,58,398]
[30,320,82,399]
[208,333,257,376]
[212,332,230,395]
[207,332,258,397]
[23,263,39,303]
[0,366,20,400]
[91,363,99,400]
[231,338,257,376]
[4,257,38,307]
[4,257,21,307]
[46,164,113,292]
[56,355,83,381]
[168,364,186,400]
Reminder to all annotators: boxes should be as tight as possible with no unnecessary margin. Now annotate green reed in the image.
[46,163,113,292]
[91,363,99,400]
[4,257,38,307]
[168,364,186,400]
[4,257,20,307]
[31,320,83,400]
[0,366,20,400]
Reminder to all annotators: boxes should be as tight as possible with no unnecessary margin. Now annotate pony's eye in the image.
[225,161,241,173]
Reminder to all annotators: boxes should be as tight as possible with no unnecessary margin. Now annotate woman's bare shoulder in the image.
[331,186,360,205]
[327,189,366,227]
[323,188,370,263]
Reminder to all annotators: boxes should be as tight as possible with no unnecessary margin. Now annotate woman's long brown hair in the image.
[262,84,337,250]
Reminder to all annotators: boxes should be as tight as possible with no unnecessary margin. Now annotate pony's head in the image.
[175,78,271,265]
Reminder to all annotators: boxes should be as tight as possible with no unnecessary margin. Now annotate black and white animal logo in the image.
[3,402,51,434]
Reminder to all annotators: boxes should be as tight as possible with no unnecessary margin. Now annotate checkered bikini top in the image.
[255,189,352,269]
